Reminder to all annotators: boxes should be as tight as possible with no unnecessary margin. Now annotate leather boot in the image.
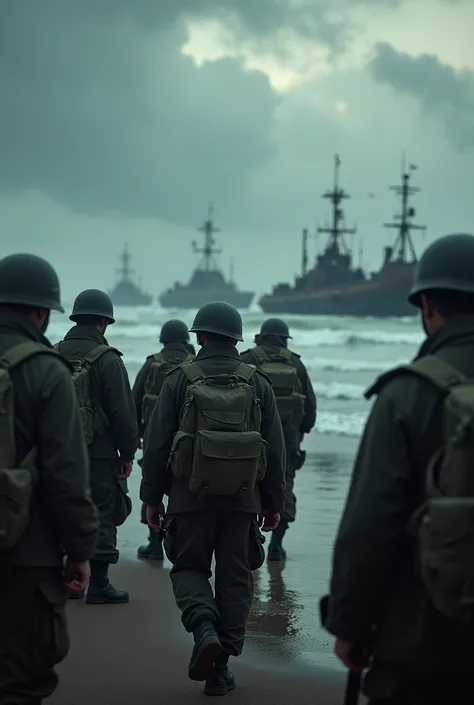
[204,653,236,696]
[188,620,222,681]
[267,519,288,561]
[86,561,129,604]
[137,529,164,561]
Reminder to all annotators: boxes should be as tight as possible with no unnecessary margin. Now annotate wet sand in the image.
[51,560,350,705]
[51,432,362,704]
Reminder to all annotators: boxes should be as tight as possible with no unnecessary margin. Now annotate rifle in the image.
[319,595,362,705]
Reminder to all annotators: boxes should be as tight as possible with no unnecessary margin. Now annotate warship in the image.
[258,156,427,317]
[108,244,152,307]
[159,206,254,310]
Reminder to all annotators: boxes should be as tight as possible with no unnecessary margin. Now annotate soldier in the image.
[56,289,137,604]
[141,301,286,696]
[0,254,99,703]
[133,319,195,561]
[325,233,474,704]
[241,318,316,560]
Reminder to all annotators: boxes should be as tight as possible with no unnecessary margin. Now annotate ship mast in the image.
[116,243,133,282]
[383,162,426,263]
[302,228,308,276]
[192,204,221,271]
[317,154,356,255]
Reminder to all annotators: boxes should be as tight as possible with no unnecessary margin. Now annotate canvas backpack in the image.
[168,360,268,498]
[55,342,115,445]
[141,350,193,428]
[0,341,60,551]
[249,346,306,436]
[366,354,474,627]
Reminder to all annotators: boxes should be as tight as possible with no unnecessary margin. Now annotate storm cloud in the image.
[370,42,474,152]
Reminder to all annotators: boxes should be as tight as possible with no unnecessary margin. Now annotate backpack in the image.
[141,351,193,428]
[55,342,115,445]
[249,346,306,436]
[366,354,474,627]
[0,341,59,551]
[168,360,268,498]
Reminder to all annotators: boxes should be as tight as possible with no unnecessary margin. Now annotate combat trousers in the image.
[281,447,298,524]
[90,458,120,564]
[0,567,69,704]
[167,511,257,657]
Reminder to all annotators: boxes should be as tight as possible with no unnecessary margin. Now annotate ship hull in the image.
[159,288,254,310]
[259,280,416,317]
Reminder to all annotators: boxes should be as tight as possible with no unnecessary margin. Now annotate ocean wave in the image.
[316,411,367,438]
[306,356,405,373]
[312,381,365,401]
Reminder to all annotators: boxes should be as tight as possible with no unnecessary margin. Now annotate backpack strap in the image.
[83,344,121,365]
[0,341,61,371]
[180,360,206,383]
[233,362,256,383]
[365,355,466,400]
[278,347,293,362]
[180,360,256,384]
[249,346,267,365]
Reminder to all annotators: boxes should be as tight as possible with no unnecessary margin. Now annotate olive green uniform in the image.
[141,343,286,657]
[326,317,474,702]
[58,325,137,565]
[0,312,99,703]
[241,338,316,523]
[133,342,193,524]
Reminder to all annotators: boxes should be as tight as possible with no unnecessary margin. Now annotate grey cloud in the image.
[0,1,281,228]
[370,42,474,151]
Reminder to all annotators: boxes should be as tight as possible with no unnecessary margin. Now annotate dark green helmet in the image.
[260,317,292,339]
[408,233,474,308]
[0,253,64,312]
[189,301,243,341]
[70,289,115,323]
[160,319,190,344]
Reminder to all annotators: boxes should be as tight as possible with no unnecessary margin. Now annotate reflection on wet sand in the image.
[245,435,357,669]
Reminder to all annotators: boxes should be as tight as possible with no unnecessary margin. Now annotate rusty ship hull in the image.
[259,265,417,318]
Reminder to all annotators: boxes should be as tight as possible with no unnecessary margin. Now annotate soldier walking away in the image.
[133,319,195,561]
[0,254,99,704]
[324,233,474,705]
[141,302,286,696]
[241,317,316,561]
[56,289,137,605]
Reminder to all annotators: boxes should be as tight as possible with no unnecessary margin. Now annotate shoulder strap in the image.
[233,361,256,383]
[365,355,466,400]
[0,341,60,371]
[278,347,293,362]
[84,344,121,365]
[150,352,164,363]
[180,360,206,383]
[251,346,268,365]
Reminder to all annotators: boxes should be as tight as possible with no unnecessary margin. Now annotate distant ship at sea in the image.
[108,244,152,307]
[258,155,427,317]
[159,206,254,310]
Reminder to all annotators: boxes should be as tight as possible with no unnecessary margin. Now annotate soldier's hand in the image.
[147,502,165,532]
[117,459,133,479]
[65,559,91,594]
[259,511,280,532]
[335,638,370,672]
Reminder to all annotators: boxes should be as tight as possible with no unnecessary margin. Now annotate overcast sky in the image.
[1,0,473,302]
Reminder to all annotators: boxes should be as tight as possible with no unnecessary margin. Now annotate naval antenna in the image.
[193,203,222,271]
[317,154,357,255]
[383,161,426,263]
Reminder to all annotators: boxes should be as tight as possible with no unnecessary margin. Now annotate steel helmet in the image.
[189,301,243,341]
